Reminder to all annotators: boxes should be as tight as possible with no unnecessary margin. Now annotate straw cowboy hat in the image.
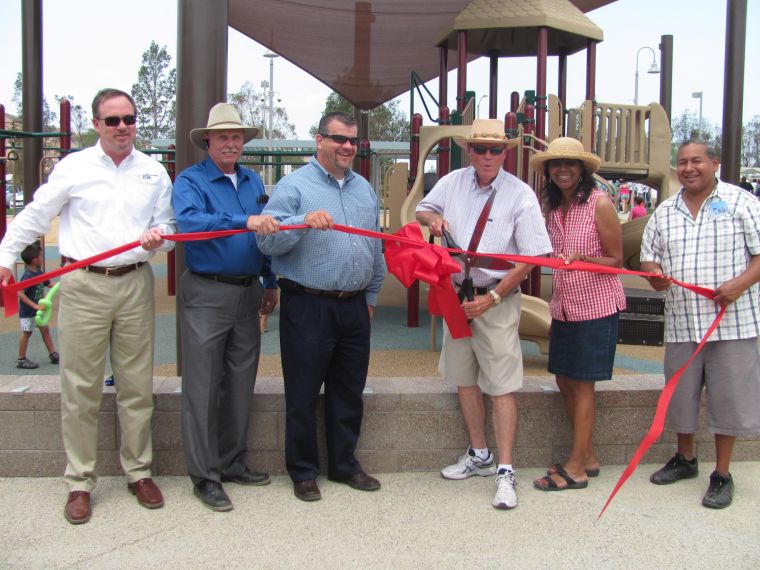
[453,118,519,150]
[529,137,601,174]
[190,103,259,149]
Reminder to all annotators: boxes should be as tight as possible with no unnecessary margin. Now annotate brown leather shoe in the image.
[334,471,381,491]
[127,478,165,509]
[64,491,91,525]
[294,479,321,502]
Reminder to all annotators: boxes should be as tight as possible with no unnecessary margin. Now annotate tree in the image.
[741,115,760,167]
[227,81,297,140]
[131,41,176,147]
[670,109,721,162]
[12,72,58,130]
[309,92,410,141]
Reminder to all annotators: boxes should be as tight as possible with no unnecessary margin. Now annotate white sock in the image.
[498,464,514,474]
[471,447,490,460]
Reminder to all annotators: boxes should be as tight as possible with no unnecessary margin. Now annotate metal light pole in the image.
[263,51,278,190]
[634,46,660,105]
[692,91,703,138]
[477,94,487,118]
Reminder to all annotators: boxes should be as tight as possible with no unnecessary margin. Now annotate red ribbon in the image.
[0,221,726,516]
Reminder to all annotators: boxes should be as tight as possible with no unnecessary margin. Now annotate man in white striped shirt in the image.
[416,119,552,510]
[641,140,760,509]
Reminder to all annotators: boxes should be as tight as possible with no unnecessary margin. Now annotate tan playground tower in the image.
[386,0,674,351]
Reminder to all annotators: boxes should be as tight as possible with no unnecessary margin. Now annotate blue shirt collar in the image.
[309,155,355,184]
[203,157,250,183]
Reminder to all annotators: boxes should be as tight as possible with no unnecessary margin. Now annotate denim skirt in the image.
[547,312,619,381]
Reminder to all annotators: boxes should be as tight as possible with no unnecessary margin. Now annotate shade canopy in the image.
[229,0,614,110]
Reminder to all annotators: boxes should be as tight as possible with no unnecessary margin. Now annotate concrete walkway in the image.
[3,463,759,568]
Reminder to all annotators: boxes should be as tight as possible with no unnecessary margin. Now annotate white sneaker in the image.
[492,469,517,509]
[440,448,497,480]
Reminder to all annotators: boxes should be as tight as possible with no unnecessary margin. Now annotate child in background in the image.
[16,242,59,369]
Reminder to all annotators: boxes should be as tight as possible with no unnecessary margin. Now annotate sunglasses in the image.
[547,159,581,168]
[320,133,359,146]
[470,145,506,156]
[99,115,137,127]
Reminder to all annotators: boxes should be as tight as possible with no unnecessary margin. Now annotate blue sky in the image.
[0,0,757,138]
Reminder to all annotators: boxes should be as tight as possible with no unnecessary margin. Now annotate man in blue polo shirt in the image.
[172,103,279,512]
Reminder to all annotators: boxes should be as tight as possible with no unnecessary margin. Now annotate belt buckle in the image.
[337,291,350,299]
[104,267,115,277]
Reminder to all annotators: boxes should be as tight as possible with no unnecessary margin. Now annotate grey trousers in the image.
[179,270,263,485]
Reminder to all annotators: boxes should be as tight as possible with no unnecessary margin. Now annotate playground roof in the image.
[228,0,614,110]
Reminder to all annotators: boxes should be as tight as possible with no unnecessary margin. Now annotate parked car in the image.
[13,190,25,209]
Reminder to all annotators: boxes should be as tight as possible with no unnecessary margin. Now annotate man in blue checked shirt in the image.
[257,111,386,502]
[641,140,760,510]
[173,103,279,512]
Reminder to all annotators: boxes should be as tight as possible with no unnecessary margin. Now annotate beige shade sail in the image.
[229,0,614,110]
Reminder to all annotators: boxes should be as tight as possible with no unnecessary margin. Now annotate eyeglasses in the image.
[319,133,359,146]
[470,145,506,156]
[547,159,580,169]
[99,115,137,127]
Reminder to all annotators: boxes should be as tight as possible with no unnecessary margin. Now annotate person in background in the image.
[15,241,59,369]
[629,195,648,220]
[257,111,386,502]
[416,119,552,510]
[641,140,760,509]
[529,137,626,492]
[0,88,175,524]
[738,176,754,192]
[172,103,279,512]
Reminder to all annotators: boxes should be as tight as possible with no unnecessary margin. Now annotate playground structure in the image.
[3,0,752,354]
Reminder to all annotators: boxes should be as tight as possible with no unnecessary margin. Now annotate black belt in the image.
[192,272,258,286]
[278,278,361,299]
[455,282,519,297]
[66,257,145,277]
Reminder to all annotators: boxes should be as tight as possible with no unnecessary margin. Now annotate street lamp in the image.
[477,94,487,118]
[263,50,279,190]
[634,46,660,105]
[692,91,703,138]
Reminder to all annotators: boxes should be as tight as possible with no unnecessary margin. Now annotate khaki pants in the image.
[58,264,155,491]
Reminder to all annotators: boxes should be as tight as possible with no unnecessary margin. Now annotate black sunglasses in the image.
[99,115,137,127]
[470,145,506,156]
[547,159,581,168]
[320,133,359,146]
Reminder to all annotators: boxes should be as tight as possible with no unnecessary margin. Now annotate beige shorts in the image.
[439,290,523,396]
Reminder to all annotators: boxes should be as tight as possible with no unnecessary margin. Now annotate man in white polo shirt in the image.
[0,88,175,524]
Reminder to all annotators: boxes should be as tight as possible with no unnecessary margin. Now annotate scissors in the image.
[441,228,514,302]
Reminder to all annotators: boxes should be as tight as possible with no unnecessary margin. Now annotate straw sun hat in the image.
[529,137,601,174]
[190,103,260,149]
[453,118,519,151]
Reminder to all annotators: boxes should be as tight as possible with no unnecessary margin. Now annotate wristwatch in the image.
[488,289,502,305]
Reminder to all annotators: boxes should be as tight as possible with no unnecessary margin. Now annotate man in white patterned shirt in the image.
[641,140,760,509]
[416,119,552,510]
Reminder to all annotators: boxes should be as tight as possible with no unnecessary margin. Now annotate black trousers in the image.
[279,290,371,481]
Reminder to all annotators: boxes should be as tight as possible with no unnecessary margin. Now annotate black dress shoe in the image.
[294,479,322,502]
[222,468,271,486]
[331,471,381,491]
[193,480,233,512]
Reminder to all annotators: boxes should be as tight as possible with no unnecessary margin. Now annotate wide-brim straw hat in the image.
[453,118,519,150]
[190,103,259,149]
[529,137,601,174]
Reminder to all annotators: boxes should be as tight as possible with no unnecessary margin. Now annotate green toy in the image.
[35,282,60,327]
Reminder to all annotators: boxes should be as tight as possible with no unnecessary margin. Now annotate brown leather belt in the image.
[66,257,145,277]
[278,278,361,299]
[192,272,258,287]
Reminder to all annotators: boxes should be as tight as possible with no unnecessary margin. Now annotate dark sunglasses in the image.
[99,115,137,127]
[470,145,506,156]
[320,133,359,146]
[548,159,581,168]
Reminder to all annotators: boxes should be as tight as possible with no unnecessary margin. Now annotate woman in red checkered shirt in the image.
[530,138,626,492]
